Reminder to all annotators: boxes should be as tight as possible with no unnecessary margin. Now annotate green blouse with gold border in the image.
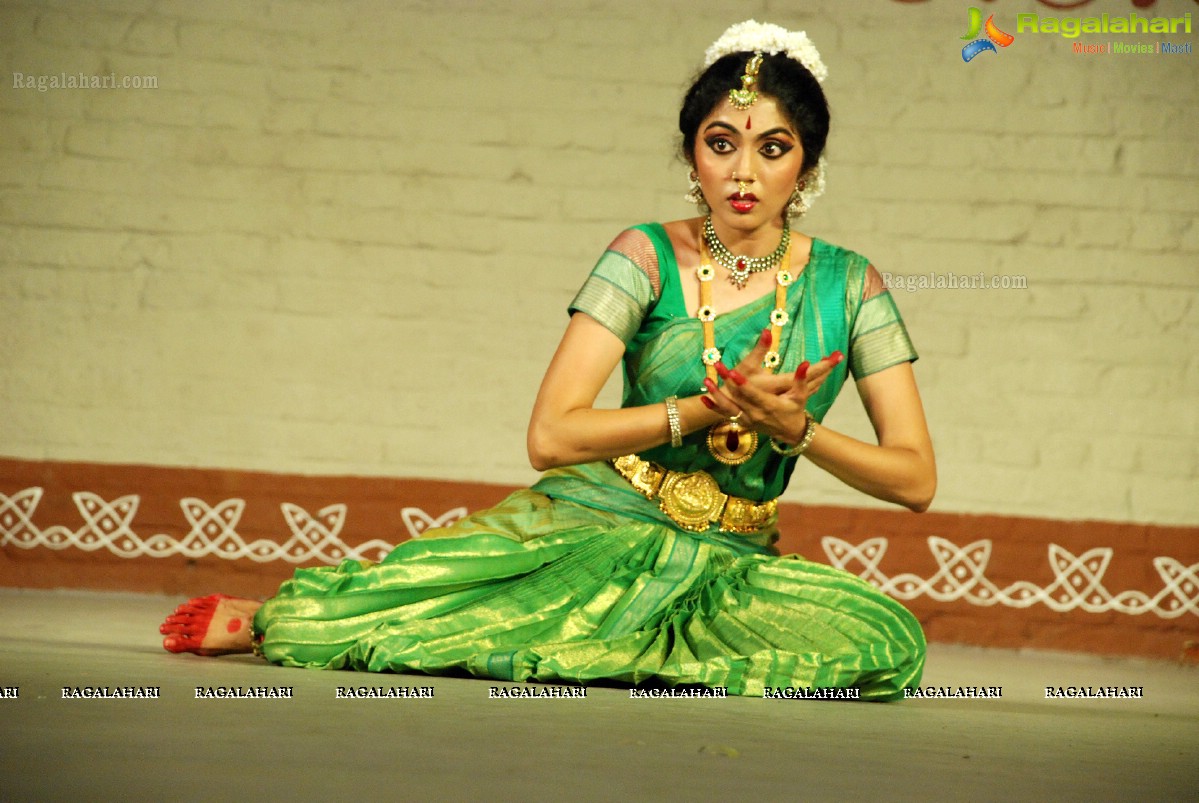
[531,222,917,548]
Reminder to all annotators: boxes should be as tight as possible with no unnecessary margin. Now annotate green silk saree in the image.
[253,223,925,700]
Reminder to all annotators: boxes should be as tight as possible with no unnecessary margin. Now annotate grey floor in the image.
[0,588,1195,802]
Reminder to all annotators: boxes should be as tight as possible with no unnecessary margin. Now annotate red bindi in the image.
[746,116,751,130]
[226,617,243,633]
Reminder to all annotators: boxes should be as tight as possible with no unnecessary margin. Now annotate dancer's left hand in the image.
[702,328,842,444]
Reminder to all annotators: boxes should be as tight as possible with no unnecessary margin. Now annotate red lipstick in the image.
[729,193,758,213]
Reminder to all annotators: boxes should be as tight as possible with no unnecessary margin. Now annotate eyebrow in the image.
[755,126,796,140]
[703,121,797,140]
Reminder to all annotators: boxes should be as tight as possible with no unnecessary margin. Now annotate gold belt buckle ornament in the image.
[658,470,726,533]
[611,455,776,536]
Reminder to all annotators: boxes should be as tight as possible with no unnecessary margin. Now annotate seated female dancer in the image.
[161,20,935,700]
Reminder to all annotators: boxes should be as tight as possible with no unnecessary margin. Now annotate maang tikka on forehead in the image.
[728,52,763,110]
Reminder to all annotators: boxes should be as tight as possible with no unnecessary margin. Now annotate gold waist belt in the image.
[611,454,777,535]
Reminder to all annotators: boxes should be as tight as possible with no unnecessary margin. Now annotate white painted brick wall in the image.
[1,1,1196,524]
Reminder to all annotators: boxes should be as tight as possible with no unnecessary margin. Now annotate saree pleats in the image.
[255,491,924,700]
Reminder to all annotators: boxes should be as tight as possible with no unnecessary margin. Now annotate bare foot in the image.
[160,594,263,656]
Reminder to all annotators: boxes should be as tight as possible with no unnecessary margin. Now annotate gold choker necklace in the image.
[702,216,791,290]
[698,230,794,465]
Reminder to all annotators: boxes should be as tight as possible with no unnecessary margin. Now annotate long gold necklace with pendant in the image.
[697,223,795,466]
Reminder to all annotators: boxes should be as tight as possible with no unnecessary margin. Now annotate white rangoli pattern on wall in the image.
[1,486,1195,618]
[821,536,1197,619]
[0,487,464,564]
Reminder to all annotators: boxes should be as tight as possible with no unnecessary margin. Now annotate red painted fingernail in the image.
[730,370,747,386]
[715,362,730,379]
[760,328,772,347]
[830,351,844,364]
[704,378,718,393]
[700,395,715,409]
[796,361,809,380]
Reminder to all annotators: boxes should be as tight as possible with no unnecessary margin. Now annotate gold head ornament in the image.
[728,52,763,110]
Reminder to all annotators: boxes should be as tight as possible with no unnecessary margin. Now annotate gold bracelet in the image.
[665,395,682,448]
[769,412,817,457]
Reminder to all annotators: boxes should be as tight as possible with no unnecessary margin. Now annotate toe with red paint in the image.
[159,593,236,655]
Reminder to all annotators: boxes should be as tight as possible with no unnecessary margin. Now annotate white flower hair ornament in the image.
[703,20,828,83]
[699,20,830,217]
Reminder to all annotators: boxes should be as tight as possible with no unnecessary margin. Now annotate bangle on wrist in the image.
[769,411,817,457]
[665,395,682,448]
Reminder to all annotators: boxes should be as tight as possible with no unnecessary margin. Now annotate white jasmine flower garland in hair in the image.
[703,20,828,83]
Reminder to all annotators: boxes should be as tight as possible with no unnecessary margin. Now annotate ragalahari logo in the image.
[961,8,1015,62]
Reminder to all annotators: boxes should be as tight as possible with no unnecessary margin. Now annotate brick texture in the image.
[1,1,1197,525]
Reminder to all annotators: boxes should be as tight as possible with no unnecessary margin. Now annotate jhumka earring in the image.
[787,179,809,217]
[685,169,709,213]
[787,159,827,218]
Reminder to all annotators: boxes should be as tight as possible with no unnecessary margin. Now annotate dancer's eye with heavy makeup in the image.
[759,140,793,159]
[705,136,735,154]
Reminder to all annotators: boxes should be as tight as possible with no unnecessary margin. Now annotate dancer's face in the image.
[692,94,804,232]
